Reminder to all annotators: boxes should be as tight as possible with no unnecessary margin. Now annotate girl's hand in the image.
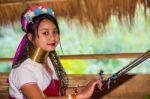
[77,79,102,99]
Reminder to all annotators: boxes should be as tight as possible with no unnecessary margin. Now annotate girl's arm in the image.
[21,79,102,99]
[21,84,68,99]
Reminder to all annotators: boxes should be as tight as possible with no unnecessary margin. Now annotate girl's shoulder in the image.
[9,58,45,88]
[16,58,42,70]
[10,58,43,78]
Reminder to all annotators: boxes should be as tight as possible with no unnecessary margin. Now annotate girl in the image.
[9,5,102,99]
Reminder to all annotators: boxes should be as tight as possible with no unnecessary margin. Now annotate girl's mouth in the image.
[47,43,56,46]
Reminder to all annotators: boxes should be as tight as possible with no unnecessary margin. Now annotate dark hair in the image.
[13,14,68,95]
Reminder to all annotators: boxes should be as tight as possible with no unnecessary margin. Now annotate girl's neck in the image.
[29,47,49,64]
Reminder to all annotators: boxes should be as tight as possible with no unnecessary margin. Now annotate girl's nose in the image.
[48,33,55,40]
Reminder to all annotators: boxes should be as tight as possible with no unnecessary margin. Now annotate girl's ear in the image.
[27,33,32,41]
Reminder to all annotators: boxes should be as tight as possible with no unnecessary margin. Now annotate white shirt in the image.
[9,58,58,98]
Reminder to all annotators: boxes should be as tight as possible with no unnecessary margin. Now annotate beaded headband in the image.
[21,5,55,32]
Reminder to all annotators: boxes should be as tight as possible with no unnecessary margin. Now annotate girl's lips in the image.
[47,43,56,46]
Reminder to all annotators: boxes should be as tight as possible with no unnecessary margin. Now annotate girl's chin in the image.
[45,48,56,52]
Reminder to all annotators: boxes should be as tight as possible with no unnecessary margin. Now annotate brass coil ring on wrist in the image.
[68,93,76,99]
[71,93,76,99]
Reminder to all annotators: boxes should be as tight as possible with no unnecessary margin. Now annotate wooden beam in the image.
[0,53,144,62]
[59,53,143,59]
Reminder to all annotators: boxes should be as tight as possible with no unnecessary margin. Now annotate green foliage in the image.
[143,95,150,99]
[61,60,89,74]
[0,63,11,72]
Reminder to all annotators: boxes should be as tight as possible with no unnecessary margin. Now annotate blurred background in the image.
[0,0,150,74]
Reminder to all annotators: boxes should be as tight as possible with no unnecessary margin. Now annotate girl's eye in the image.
[43,31,49,35]
[53,30,58,34]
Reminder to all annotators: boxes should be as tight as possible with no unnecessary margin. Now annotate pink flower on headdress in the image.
[41,5,48,8]
[30,5,38,11]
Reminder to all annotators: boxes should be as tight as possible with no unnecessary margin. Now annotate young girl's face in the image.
[32,19,60,51]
